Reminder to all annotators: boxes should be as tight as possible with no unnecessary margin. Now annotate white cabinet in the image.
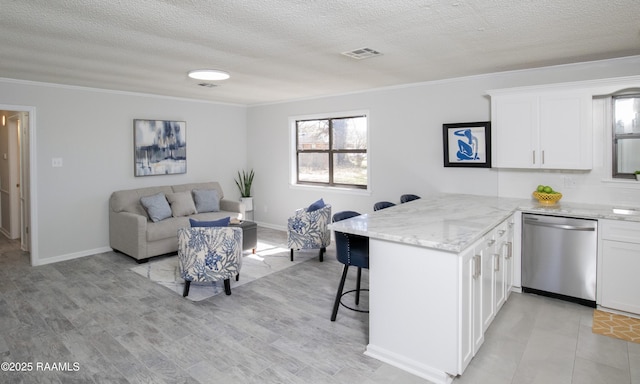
[493,221,509,311]
[460,215,515,373]
[503,216,516,299]
[481,234,496,331]
[599,220,640,315]
[460,240,483,372]
[489,88,592,170]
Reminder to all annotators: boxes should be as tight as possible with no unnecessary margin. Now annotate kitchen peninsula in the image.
[329,194,523,383]
[329,193,640,383]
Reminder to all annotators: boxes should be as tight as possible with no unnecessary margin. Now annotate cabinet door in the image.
[504,216,516,299]
[460,244,483,373]
[491,95,537,168]
[460,249,474,371]
[538,92,592,169]
[601,240,640,315]
[481,237,496,331]
[471,253,483,354]
[494,245,506,310]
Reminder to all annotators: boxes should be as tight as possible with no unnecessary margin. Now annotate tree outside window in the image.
[295,115,367,189]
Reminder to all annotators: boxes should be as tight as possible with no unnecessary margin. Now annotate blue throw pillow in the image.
[192,189,220,213]
[189,217,230,227]
[307,198,325,212]
[140,193,172,222]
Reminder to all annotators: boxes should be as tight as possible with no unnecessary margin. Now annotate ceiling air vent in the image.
[341,47,382,60]
[198,83,218,88]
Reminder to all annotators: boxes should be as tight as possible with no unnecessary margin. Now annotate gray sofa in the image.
[109,181,244,262]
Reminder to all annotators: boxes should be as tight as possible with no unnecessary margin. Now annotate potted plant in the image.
[635,170,640,181]
[235,169,255,212]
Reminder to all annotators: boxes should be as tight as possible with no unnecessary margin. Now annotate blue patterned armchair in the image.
[177,227,243,297]
[287,204,332,262]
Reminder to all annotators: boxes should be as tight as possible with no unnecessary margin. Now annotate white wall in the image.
[2,55,640,264]
[247,56,640,229]
[0,80,247,265]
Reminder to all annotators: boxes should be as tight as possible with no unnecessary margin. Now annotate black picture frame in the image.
[134,119,186,176]
[443,121,491,168]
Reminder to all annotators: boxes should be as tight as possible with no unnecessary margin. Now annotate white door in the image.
[19,112,30,252]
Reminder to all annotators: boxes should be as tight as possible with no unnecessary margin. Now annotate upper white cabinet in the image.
[489,88,593,170]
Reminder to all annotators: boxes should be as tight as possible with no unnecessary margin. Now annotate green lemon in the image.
[543,186,552,193]
[537,185,545,192]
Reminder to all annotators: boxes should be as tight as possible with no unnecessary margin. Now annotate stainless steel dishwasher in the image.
[522,213,597,307]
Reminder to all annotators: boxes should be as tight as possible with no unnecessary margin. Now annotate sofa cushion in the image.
[166,191,197,217]
[192,189,220,213]
[172,182,225,200]
[189,217,230,227]
[140,193,172,222]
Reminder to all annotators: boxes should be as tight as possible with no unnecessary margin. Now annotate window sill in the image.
[601,178,640,188]
[289,183,371,196]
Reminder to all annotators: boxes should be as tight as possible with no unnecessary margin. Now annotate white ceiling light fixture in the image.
[187,69,230,81]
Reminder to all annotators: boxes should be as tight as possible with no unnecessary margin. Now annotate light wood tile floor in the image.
[0,228,638,383]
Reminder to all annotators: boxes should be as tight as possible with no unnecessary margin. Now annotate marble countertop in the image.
[328,194,640,253]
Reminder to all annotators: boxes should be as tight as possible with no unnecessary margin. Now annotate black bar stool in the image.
[331,211,369,321]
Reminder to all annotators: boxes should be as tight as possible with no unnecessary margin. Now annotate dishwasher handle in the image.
[524,218,595,232]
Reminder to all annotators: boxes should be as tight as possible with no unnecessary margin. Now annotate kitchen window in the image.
[612,91,640,179]
[292,113,368,189]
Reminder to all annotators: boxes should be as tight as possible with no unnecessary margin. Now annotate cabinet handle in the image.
[532,150,536,165]
[494,254,500,271]
[542,150,545,164]
[498,229,506,236]
[506,241,513,259]
[472,255,477,278]
[487,239,496,246]
[473,255,481,278]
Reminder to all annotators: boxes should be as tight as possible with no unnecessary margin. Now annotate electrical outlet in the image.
[563,176,576,188]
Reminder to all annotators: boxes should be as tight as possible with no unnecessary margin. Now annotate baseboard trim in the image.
[33,246,113,266]
[364,344,454,384]
[253,221,286,232]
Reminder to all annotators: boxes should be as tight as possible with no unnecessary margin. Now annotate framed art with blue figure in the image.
[442,121,491,168]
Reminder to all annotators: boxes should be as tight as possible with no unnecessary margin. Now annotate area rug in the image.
[592,309,640,343]
[131,239,317,302]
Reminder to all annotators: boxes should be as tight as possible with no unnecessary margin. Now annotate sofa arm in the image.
[220,199,245,219]
[109,210,147,259]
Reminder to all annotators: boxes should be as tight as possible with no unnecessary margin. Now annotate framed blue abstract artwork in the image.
[442,121,491,168]
[134,119,186,176]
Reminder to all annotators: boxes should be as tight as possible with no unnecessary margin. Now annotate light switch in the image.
[52,157,63,167]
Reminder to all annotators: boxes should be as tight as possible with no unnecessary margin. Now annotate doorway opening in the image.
[0,105,35,265]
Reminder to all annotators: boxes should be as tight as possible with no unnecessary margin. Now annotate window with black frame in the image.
[612,91,640,179]
[295,115,368,189]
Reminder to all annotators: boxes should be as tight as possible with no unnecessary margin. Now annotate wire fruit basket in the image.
[532,191,563,205]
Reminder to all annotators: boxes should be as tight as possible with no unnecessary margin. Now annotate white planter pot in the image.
[240,197,253,212]
[636,174,640,181]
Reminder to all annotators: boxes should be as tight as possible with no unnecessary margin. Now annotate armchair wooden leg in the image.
[290,248,294,261]
[331,265,349,321]
[183,281,191,297]
[223,279,231,295]
[236,273,240,281]
[319,247,326,262]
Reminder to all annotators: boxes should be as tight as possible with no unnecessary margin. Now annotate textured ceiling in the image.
[1,0,639,105]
